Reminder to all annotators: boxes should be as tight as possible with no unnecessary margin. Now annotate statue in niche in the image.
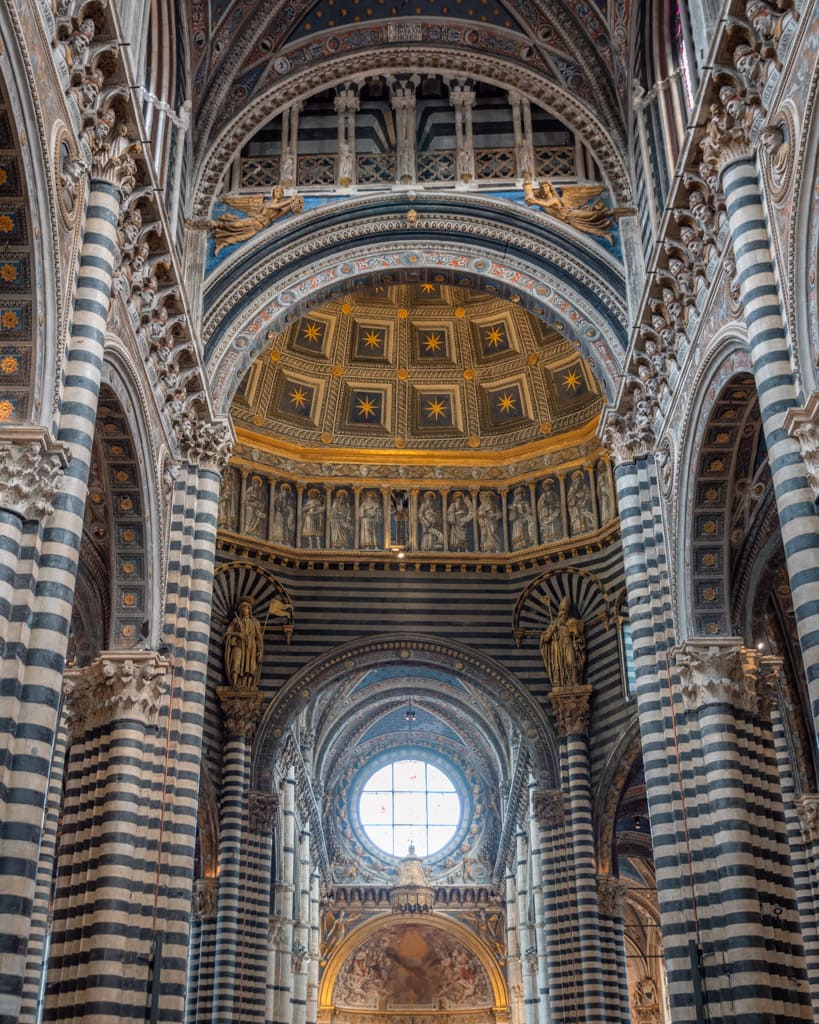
[597,464,614,523]
[224,598,264,689]
[537,478,562,543]
[419,491,445,551]
[508,486,535,551]
[301,488,325,548]
[330,489,354,548]
[218,468,238,529]
[539,595,586,690]
[358,490,383,550]
[477,491,502,553]
[243,475,267,536]
[210,186,304,254]
[271,483,296,545]
[391,490,410,549]
[567,470,594,535]
[447,491,473,551]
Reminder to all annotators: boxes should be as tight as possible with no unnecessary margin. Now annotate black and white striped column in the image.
[596,875,629,1024]
[213,687,264,1023]
[550,686,605,1023]
[720,153,819,737]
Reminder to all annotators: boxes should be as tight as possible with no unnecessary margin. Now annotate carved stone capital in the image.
[249,791,279,833]
[531,784,561,828]
[674,639,760,714]
[550,685,592,737]
[64,651,169,734]
[192,877,218,920]
[0,427,70,520]
[795,794,819,845]
[175,415,235,471]
[784,392,819,503]
[85,109,142,198]
[597,873,628,918]
[699,80,758,184]
[217,686,264,739]
[600,410,655,467]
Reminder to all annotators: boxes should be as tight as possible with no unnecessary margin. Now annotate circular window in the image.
[358,758,462,858]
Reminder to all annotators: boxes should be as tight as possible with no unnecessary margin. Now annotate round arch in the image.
[671,330,753,640]
[318,911,509,1015]
[204,231,627,416]
[192,47,630,216]
[252,633,560,791]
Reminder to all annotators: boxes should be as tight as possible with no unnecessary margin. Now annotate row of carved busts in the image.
[218,458,616,554]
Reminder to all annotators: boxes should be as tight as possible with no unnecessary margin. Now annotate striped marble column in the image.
[527,791,551,1020]
[186,879,218,1024]
[307,870,321,1024]
[43,651,170,1024]
[0,118,137,1015]
[504,859,523,1024]
[19,704,70,1024]
[245,792,279,1024]
[269,767,297,1024]
[515,828,538,1024]
[213,687,264,1024]
[716,151,819,736]
[550,685,605,1024]
[530,787,572,1021]
[675,639,811,1022]
[596,875,629,1024]
[291,827,311,1024]
[605,439,706,1023]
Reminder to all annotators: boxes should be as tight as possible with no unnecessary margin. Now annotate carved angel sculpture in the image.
[523,179,615,242]
[210,187,304,254]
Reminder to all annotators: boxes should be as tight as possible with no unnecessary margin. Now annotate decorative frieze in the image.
[549,685,593,737]
[64,651,169,734]
[217,686,264,739]
[0,428,70,520]
[674,639,760,714]
[249,791,280,833]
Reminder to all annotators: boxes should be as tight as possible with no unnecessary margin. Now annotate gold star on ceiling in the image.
[362,330,383,349]
[423,333,443,352]
[356,395,379,419]
[302,322,322,343]
[425,397,448,421]
[289,386,309,408]
[563,369,582,391]
[485,326,505,347]
[497,391,517,414]
[420,282,437,293]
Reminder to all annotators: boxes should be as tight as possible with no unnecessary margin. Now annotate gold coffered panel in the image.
[232,283,604,463]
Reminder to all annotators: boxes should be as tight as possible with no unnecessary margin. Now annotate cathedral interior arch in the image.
[4,2,819,1024]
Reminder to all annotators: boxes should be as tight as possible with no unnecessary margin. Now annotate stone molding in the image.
[549,684,593,736]
[795,794,819,846]
[217,686,264,738]
[0,427,70,521]
[532,786,565,827]
[192,877,218,921]
[784,392,819,503]
[673,639,760,714]
[64,651,169,734]
[249,791,280,833]
[596,873,628,918]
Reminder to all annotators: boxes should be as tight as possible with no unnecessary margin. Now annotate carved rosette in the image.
[596,874,628,918]
[531,788,564,826]
[550,685,592,737]
[217,686,264,739]
[784,394,819,503]
[674,640,760,714]
[65,652,169,735]
[192,877,218,921]
[795,794,819,846]
[0,429,70,520]
[249,791,279,833]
